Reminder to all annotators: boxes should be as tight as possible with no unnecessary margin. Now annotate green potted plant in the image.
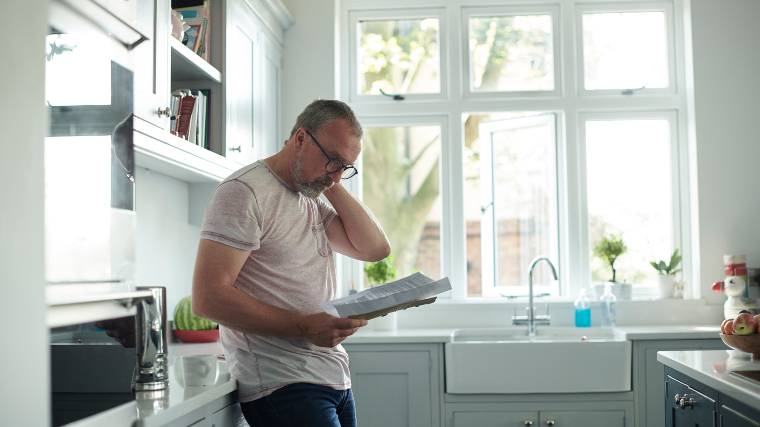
[173,295,219,343]
[650,249,682,299]
[364,256,397,286]
[592,234,632,300]
[363,256,398,330]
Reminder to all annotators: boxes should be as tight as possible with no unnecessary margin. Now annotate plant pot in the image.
[593,282,632,301]
[370,311,397,331]
[656,275,676,299]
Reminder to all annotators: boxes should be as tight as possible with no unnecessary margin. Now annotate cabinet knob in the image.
[546,420,556,426]
[674,393,684,403]
[678,396,696,409]
[523,420,534,426]
[229,146,241,152]
[156,107,171,117]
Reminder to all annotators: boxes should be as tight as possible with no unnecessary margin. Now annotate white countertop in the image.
[657,350,760,410]
[135,341,234,427]
[344,325,722,344]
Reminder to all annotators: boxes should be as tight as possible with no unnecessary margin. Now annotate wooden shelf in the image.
[133,117,237,183]
[169,36,222,83]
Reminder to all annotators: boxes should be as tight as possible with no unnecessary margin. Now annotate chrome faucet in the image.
[132,286,169,391]
[512,257,558,336]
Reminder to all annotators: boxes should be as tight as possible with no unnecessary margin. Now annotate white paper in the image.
[323,273,452,317]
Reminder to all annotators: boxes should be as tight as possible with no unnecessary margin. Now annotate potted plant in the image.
[364,256,398,330]
[173,295,220,343]
[650,249,682,299]
[592,234,632,300]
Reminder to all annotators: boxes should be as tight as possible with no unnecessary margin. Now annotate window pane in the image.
[357,18,440,95]
[362,125,442,282]
[463,113,559,297]
[582,11,669,90]
[585,119,674,286]
[469,15,554,92]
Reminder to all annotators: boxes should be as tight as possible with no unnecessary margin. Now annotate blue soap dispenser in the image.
[574,288,591,327]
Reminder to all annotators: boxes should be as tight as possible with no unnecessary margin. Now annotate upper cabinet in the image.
[225,0,289,165]
[132,0,292,183]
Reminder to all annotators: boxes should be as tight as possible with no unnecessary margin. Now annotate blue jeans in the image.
[240,383,357,427]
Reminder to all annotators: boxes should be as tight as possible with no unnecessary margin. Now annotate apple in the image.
[721,318,735,335]
[733,312,757,335]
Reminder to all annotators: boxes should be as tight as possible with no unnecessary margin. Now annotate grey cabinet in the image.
[208,402,246,427]
[344,343,443,427]
[446,402,631,427]
[452,410,537,427]
[634,339,726,427]
[664,366,760,427]
[541,410,626,426]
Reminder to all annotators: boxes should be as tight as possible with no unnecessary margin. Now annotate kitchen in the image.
[2,0,760,426]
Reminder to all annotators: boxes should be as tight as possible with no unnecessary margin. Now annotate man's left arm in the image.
[323,183,390,262]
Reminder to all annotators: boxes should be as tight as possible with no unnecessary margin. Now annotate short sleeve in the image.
[316,195,337,228]
[200,180,262,251]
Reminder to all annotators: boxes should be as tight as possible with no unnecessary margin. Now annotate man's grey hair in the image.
[290,99,363,139]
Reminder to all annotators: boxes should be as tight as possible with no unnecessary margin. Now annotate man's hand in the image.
[298,312,368,347]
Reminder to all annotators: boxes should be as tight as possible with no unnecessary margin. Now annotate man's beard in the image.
[292,157,333,198]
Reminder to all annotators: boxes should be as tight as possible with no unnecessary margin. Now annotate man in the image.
[192,99,390,427]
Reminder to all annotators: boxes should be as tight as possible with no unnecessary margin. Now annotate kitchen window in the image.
[340,0,692,300]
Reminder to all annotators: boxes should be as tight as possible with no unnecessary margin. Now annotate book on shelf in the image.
[170,89,210,150]
[172,1,210,62]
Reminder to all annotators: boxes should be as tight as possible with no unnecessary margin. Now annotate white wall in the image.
[136,168,202,320]
[281,0,338,135]
[0,0,49,424]
[690,0,760,303]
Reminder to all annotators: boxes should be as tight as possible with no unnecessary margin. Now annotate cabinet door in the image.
[208,402,246,427]
[665,375,717,427]
[260,32,282,159]
[133,0,170,130]
[224,3,258,165]
[348,349,436,427]
[452,411,538,427]
[540,410,625,427]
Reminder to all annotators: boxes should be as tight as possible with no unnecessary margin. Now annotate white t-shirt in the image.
[199,160,350,402]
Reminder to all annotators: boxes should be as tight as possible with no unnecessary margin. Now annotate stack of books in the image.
[172,0,210,62]
[170,89,209,149]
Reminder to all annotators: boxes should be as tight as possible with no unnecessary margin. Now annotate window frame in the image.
[339,0,694,301]
[462,5,563,100]
[348,7,449,103]
[574,1,678,97]
[576,110,686,297]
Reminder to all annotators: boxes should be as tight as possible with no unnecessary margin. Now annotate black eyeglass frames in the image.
[303,129,358,179]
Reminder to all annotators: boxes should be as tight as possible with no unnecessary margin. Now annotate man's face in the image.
[292,119,361,198]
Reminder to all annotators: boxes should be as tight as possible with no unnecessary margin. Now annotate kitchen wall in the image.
[689,0,760,304]
[281,0,760,305]
[136,167,202,320]
[0,0,49,423]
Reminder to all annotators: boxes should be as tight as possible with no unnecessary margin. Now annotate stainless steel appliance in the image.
[45,0,146,293]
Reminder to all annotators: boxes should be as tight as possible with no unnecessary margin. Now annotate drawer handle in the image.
[156,107,171,117]
[524,420,534,426]
[679,396,696,409]
[546,420,556,426]
[229,146,241,152]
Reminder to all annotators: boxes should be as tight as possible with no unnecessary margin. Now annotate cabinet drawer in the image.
[540,410,625,427]
[452,411,538,427]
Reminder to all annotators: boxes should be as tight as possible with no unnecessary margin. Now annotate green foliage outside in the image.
[593,234,628,283]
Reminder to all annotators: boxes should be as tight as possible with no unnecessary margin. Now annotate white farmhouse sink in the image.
[445,327,631,394]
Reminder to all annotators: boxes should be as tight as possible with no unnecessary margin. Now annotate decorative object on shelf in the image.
[173,295,219,343]
[592,234,632,300]
[170,10,185,41]
[172,0,210,62]
[650,248,682,299]
[364,256,398,331]
[712,254,760,319]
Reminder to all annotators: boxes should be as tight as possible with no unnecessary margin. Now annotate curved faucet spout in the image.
[526,257,558,336]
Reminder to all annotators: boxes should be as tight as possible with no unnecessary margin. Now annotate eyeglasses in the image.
[303,129,358,179]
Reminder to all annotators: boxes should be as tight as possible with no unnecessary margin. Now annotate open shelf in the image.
[169,36,222,83]
[133,117,237,183]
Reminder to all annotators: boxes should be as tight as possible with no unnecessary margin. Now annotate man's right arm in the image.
[191,239,366,347]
